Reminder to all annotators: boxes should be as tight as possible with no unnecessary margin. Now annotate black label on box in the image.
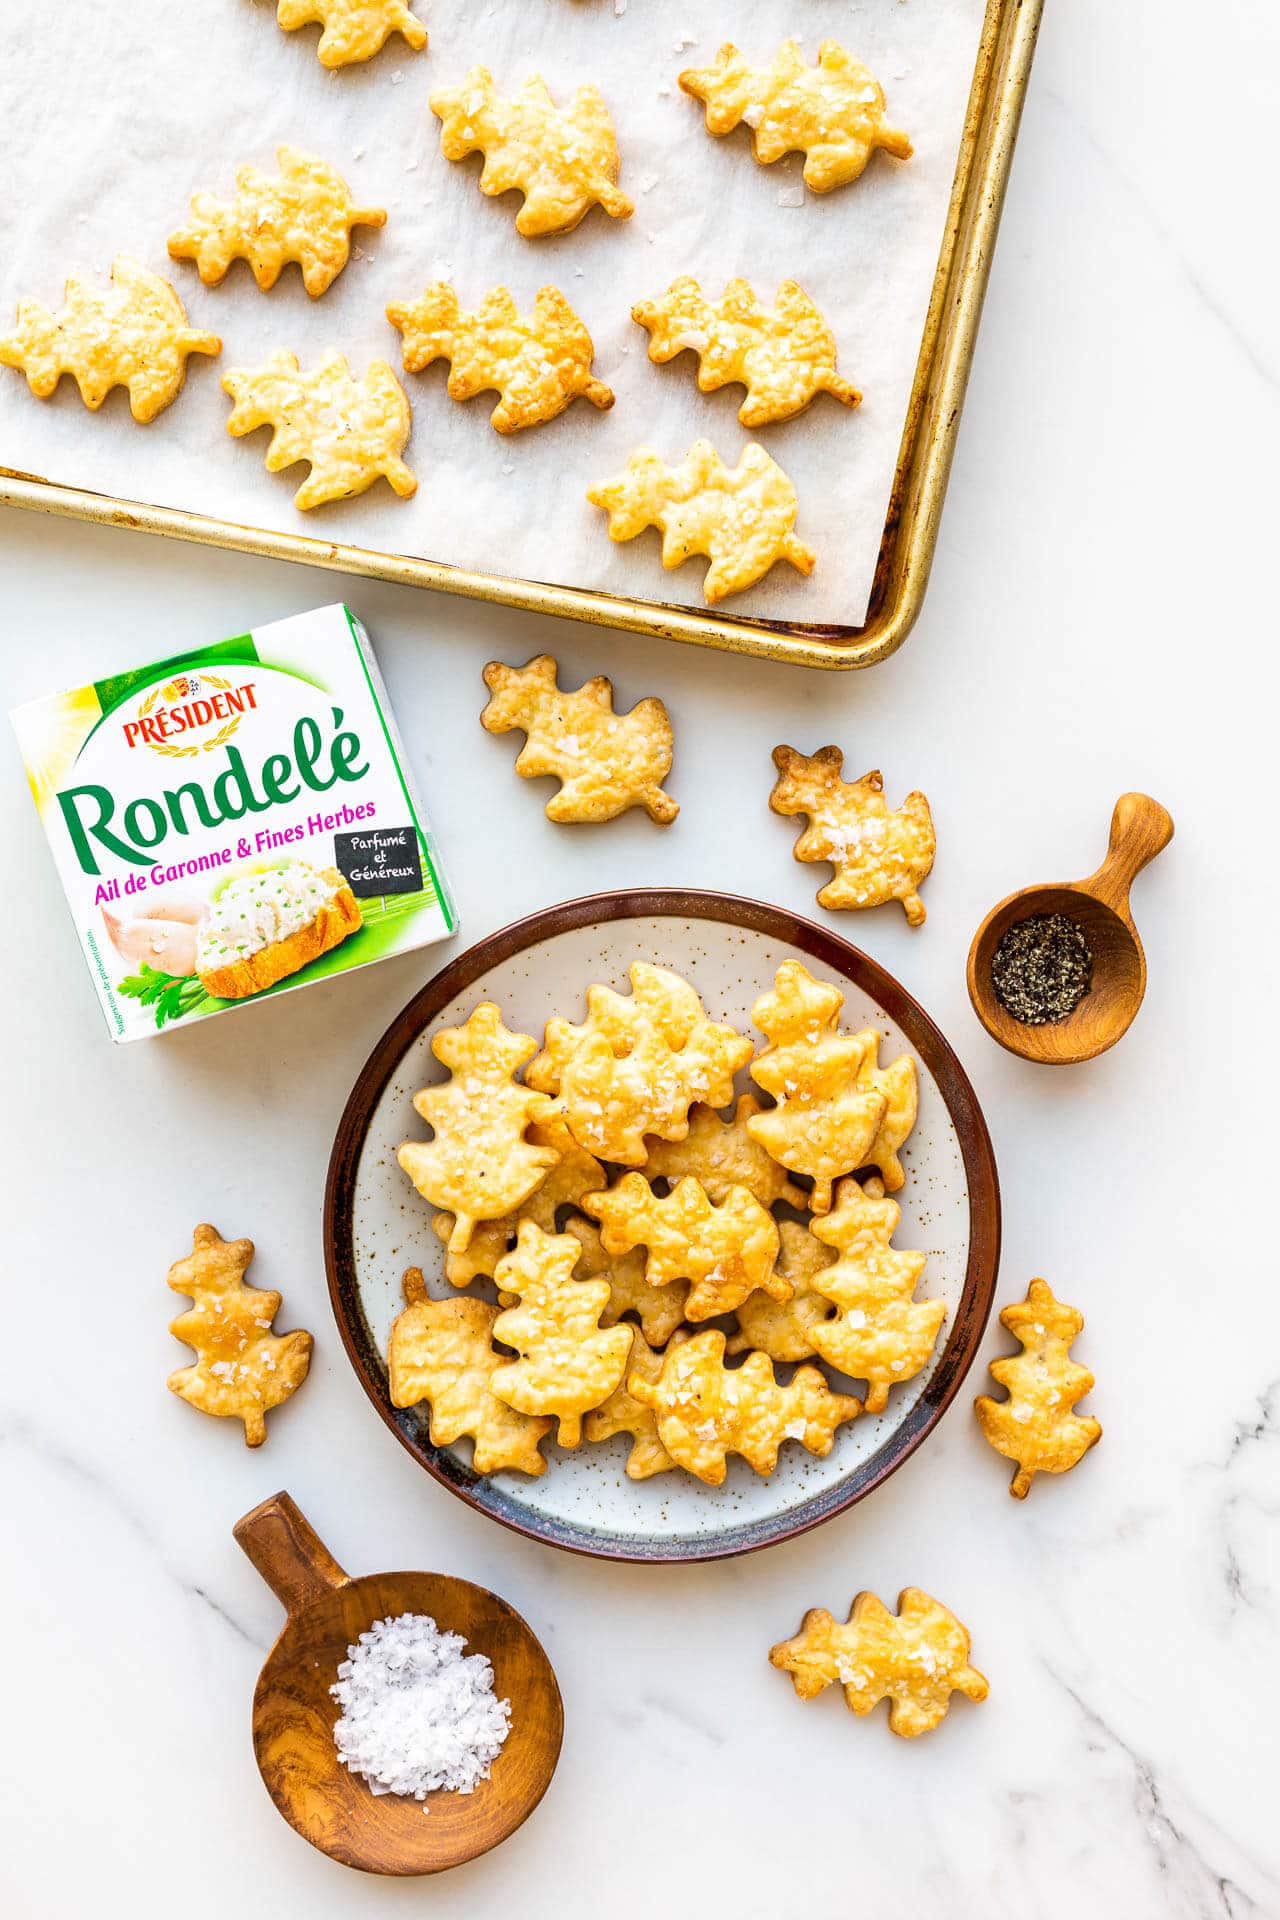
[335,826,424,898]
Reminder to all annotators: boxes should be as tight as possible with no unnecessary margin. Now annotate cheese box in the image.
[11,603,455,1041]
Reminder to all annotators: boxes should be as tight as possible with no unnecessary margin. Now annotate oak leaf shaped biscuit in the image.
[389,1269,552,1476]
[633,276,859,429]
[169,146,386,297]
[491,1222,633,1446]
[975,1279,1101,1498]
[276,0,426,68]
[642,1094,809,1210]
[588,440,815,604]
[583,1173,786,1323]
[727,1219,837,1363]
[747,961,887,1213]
[629,1329,861,1485]
[222,349,416,509]
[398,1002,559,1254]
[430,1117,604,1288]
[480,654,676,824]
[770,1589,988,1738]
[430,67,633,237]
[527,962,705,1094]
[770,746,935,925]
[561,1215,690,1348]
[389,284,613,433]
[0,255,219,423]
[166,1224,311,1447]
[808,1178,946,1412]
[679,39,912,193]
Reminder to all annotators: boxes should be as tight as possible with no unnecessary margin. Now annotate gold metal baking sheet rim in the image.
[0,0,1042,673]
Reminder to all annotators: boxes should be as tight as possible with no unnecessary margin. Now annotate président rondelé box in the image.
[11,603,455,1040]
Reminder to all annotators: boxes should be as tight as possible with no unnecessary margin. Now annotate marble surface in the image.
[2,2,1277,1913]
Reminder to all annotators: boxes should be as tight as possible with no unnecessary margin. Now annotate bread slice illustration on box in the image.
[196,858,361,999]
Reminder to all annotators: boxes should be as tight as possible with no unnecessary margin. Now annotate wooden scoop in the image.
[234,1492,563,1875]
[966,793,1173,1065]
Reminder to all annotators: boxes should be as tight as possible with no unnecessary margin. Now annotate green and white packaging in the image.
[12,603,455,1041]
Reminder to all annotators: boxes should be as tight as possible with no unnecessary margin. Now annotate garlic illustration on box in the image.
[12,605,456,1042]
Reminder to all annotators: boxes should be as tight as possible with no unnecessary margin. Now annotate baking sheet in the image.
[0,0,986,625]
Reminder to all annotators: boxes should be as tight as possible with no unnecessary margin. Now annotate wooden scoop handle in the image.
[1082,793,1174,917]
[234,1491,349,1617]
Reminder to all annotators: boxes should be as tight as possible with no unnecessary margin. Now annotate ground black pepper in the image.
[990,912,1094,1025]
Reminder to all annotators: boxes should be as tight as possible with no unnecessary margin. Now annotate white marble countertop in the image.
[2,3,1276,1913]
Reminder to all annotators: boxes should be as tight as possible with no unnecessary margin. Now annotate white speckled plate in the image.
[325,892,1000,1561]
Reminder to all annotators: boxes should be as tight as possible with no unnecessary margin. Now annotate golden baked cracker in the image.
[583,1328,689,1479]
[222,349,416,510]
[679,39,912,193]
[808,1178,946,1413]
[851,1033,918,1194]
[431,1117,604,1288]
[770,1589,988,1738]
[166,1224,311,1447]
[398,1002,559,1255]
[480,655,677,824]
[0,255,219,423]
[562,1215,690,1348]
[528,961,705,1094]
[770,747,935,925]
[276,0,426,68]
[169,145,386,298]
[633,276,859,429]
[727,1219,836,1362]
[588,440,815,604]
[747,960,887,1213]
[642,1094,808,1210]
[429,67,633,237]
[583,1173,786,1322]
[491,1222,634,1446]
[389,1268,551,1476]
[629,1329,861,1486]
[975,1279,1102,1498]
[388,284,613,434]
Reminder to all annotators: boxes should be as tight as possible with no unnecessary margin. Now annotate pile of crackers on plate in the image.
[390,956,947,1486]
[0,2,917,602]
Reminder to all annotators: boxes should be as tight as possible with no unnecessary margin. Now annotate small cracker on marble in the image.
[480,654,677,824]
[770,747,935,925]
[974,1279,1102,1498]
[770,1588,988,1737]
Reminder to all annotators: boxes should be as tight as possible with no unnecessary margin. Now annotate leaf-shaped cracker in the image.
[0,255,219,423]
[588,440,815,604]
[679,39,912,193]
[851,1033,918,1194]
[642,1094,808,1210]
[491,1222,633,1446]
[747,960,887,1213]
[808,1178,945,1413]
[770,1589,988,1738]
[583,1173,785,1323]
[629,1329,861,1486]
[583,1327,689,1479]
[276,0,426,68]
[975,1279,1101,1498]
[430,1117,604,1288]
[430,67,633,238]
[632,276,859,429]
[727,1220,836,1363]
[222,349,416,510]
[169,145,385,298]
[561,1215,689,1348]
[770,747,935,925]
[166,1224,311,1447]
[388,284,613,434]
[528,961,705,1094]
[398,1002,559,1255]
[480,654,676,824]
[389,1269,551,1476]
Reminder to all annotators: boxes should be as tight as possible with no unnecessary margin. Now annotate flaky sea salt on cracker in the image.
[331,1612,511,1809]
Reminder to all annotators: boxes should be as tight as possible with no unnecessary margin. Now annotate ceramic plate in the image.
[325,892,1000,1562]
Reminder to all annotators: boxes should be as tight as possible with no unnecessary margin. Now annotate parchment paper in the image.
[0,0,986,625]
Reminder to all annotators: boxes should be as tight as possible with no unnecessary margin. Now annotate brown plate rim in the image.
[324,889,1001,1563]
